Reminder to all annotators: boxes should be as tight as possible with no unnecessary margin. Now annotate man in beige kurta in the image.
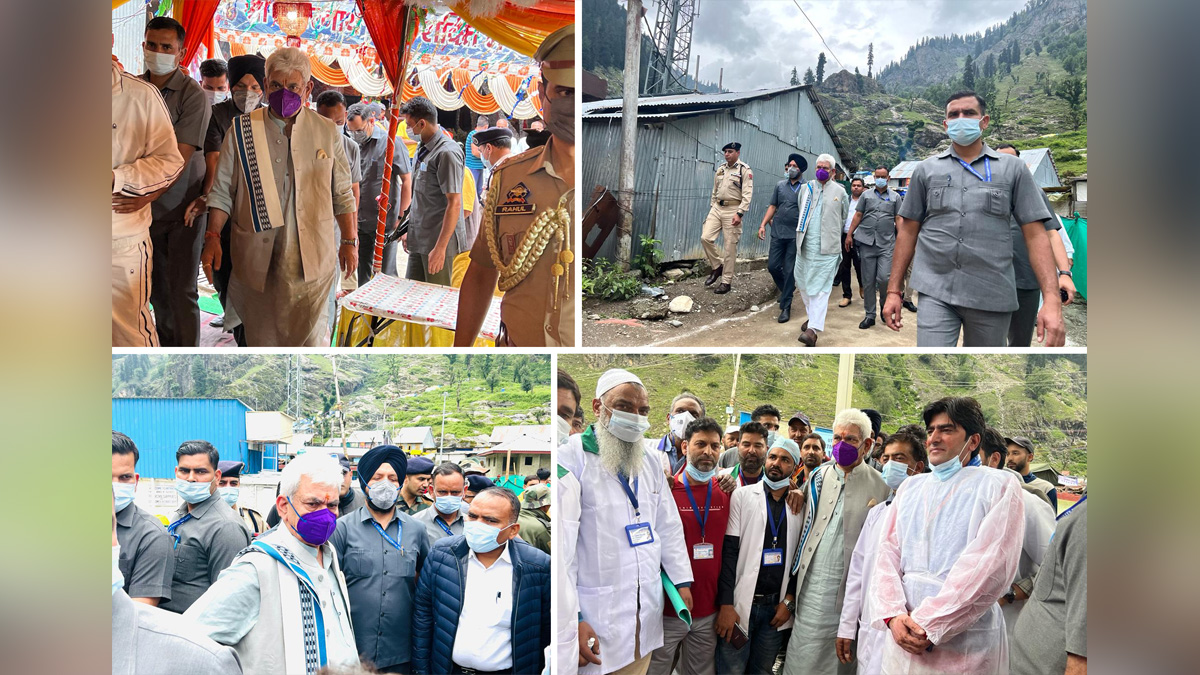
[201,48,356,346]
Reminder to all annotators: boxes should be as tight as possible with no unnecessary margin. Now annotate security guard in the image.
[455,23,576,347]
[701,142,754,293]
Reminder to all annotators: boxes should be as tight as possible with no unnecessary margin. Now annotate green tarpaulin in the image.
[1060,212,1088,299]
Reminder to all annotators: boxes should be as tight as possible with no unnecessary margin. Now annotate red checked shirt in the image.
[666,471,731,619]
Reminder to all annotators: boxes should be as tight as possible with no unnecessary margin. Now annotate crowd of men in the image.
[112,432,554,674]
[711,90,1076,347]
[555,369,1086,675]
[112,18,576,348]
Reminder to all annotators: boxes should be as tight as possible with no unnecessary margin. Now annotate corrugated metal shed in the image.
[889,161,922,180]
[112,398,253,479]
[583,85,848,263]
[1016,148,1062,188]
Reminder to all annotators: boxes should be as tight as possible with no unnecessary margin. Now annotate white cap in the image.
[725,425,740,434]
[596,368,644,399]
[771,436,801,464]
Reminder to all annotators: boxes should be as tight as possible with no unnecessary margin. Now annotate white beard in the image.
[595,420,644,477]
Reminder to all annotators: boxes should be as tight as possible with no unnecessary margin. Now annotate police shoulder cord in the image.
[483,174,575,306]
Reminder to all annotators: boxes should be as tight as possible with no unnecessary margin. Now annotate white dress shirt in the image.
[452,543,515,670]
[844,196,859,233]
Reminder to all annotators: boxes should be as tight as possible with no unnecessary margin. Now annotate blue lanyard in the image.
[957,157,991,182]
[616,471,640,516]
[434,515,455,537]
[167,513,194,550]
[682,477,713,540]
[765,491,784,548]
[1056,494,1086,522]
[373,519,406,553]
[788,181,802,194]
[874,189,891,202]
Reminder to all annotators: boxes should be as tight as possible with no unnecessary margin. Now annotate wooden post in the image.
[616,0,644,270]
[836,353,855,414]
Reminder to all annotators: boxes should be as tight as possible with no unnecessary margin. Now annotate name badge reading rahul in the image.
[497,181,536,216]
[626,522,654,547]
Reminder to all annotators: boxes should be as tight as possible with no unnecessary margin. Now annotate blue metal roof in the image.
[112,398,253,479]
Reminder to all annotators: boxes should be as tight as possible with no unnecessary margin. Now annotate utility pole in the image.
[718,67,723,90]
[332,355,346,452]
[727,353,741,426]
[694,54,700,92]
[835,353,855,414]
[440,391,448,457]
[616,0,644,271]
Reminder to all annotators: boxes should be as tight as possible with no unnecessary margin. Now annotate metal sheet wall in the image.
[583,89,845,264]
[112,398,252,479]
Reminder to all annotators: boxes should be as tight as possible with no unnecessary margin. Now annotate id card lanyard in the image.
[762,492,784,566]
[373,519,406,555]
[957,157,992,182]
[683,477,714,560]
[618,472,654,547]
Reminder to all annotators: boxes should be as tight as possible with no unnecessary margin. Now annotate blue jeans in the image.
[767,236,797,311]
[717,602,785,675]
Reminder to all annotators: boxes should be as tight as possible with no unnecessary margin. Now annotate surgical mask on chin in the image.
[946,117,983,145]
[113,544,124,596]
[113,482,136,512]
[464,520,512,553]
[881,460,910,490]
[218,486,240,507]
[684,462,716,484]
[875,177,888,188]
[930,440,972,482]
[233,90,261,113]
[763,474,791,491]
[435,495,463,515]
[175,478,213,504]
[556,416,572,446]
[368,480,399,509]
[787,167,801,179]
[143,48,177,76]
[669,411,696,439]
[603,406,651,443]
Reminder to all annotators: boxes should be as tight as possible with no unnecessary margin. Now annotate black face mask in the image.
[542,90,574,145]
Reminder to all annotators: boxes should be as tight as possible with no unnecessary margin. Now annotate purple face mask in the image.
[287,497,337,546]
[815,167,831,182]
[831,440,860,466]
[268,88,303,118]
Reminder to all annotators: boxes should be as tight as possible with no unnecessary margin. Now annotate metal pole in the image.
[719,67,723,90]
[728,353,741,426]
[836,353,855,414]
[332,355,346,452]
[440,391,448,456]
[694,54,700,92]
[616,0,644,271]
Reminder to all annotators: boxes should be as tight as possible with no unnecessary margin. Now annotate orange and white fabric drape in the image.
[401,68,541,118]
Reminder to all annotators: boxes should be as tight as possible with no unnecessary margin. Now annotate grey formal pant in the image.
[405,238,460,287]
[857,241,892,320]
[648,613,717,675]
[149,218,204,347]
[357,226,399,285]
[916,293,1012,347]
[1007,287,1041,347]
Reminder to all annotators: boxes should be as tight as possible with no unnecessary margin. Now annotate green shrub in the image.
[583,259,641,301]
[632,235,664,280]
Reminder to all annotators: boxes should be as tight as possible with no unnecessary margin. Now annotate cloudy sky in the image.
[639,0,1028,91]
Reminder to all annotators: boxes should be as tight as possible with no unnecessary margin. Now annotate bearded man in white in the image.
[559,369,694,675]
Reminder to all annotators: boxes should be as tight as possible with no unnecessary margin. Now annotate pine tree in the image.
[855,67,864,93]
[815,52,826,84]
[984,53,996,80]
[867,43,874,78]
[962,54,975,90]
[789,67,799,86]
[803,67,815,86]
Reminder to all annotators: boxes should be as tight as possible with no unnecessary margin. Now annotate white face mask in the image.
[204,89,231,106]
[603,405,651,443]
[669,411,696,439]
[143,48,178,76]
[112,544,124,596]
[556,416,572,446]
[233,90,261,113]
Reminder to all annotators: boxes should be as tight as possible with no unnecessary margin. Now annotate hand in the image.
[427,242,448,275]
[400,232,409,253]
[677,586,693,613]
[888,614,931,655]
[200,235,222,286]
[1058,274,1076,305]
[184,195,207,226]
[768,601,791,628]
[732,213,743,227]
[1036,299,1066,347]
[785,488,806,514]
[844,233,854,252]
[577,621,601,666]
[715,605,739,642]
[716,473,737,494]
[111,192,154,214]
[757,224,766,241]
[339,243,357,280]
[836,637,855,664]
[883,294,904,331]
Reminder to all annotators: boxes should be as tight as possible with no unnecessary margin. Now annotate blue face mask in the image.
[435,495,463,515]
[464,520,513,553]
[763,474,791,491]
[219,486,240,507]
[874,177,888,189]
[113,482,136,512]
[881,460,910,490]
[930,440,971,482]
[946,117,982,145]
[175,478,214,504]
[684,462,716,484]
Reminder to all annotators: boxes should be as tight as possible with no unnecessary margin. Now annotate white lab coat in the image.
[868,467,1024,675]
[838,500,891,675]
[726,481,801,632]
[1002,485,1056,641]
[555,466,583,675]
[560,432,693,674]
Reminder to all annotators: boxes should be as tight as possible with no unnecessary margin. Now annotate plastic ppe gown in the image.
[837,500,892,675]
[555,465,583,675]
[1002,486,1056,641]
[868,467,1024,675]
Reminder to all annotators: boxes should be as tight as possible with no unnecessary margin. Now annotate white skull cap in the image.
[596,369,644,399]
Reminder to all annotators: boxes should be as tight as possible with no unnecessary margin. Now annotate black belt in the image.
[718,199,732,206]
[451,665,511,675]
[752,592,779,605]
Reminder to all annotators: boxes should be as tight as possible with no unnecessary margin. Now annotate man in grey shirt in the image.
[160,441,251,613]
[113,432,175,606]
[398,96,467,286]
[848,166,904,330]
[139,17,211,346]
[1011,499,1086,675]
[414,462,467,542]
[758,153,807,323]
[348,101,412,283]
[884,90,1065,347]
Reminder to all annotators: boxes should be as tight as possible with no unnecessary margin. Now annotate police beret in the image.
[466,474,495,492]
[217,460,243,478]
[472,126,513,146]
[787,153,808,172]
[406,456,434,475]
[723,142,742,151]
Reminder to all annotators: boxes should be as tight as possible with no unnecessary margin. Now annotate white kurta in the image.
[555,466,583,675]
[868,467,1024,675]
[838,500,891,675]
[1002,487,1056,641]
[784,489,851,675]
[560,431,693,674]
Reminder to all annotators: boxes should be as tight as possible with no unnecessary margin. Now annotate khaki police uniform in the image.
[701,159,754,284]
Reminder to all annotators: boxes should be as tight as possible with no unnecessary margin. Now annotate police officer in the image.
[702,142,754,294]
[454,24,576,347]
[847,165,904,330]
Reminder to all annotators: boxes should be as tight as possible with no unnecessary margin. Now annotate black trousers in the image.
[766,236,796,311]
[835,239,863,299]
[209,219,246,346]
[1008,287,1041,347]
[357,225,400,285]
[149,218,204,346]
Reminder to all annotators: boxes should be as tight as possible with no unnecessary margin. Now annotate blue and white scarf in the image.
[231,109,286,234]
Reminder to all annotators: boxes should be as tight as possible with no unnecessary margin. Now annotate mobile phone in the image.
[1060,288,1069,303]
[730,623,750,649]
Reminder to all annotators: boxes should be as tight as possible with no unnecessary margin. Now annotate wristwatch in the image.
[1003,589,1017,604]
[783,599,796,614]
[340,238,358,246]
[737,211,745,218]
[1057,270,1073,278]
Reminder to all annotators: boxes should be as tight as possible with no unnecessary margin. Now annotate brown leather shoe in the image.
[705,265,723,286]
[801,319,809,332]
[838,298,851,308]
[797,328,817,346]
[714,283,731,294]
